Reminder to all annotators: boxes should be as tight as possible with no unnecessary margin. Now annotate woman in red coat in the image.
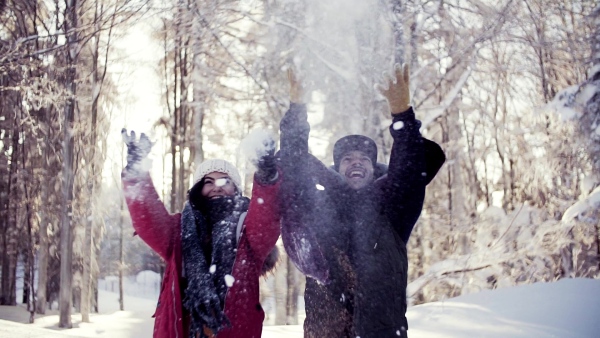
[122,130,281,338]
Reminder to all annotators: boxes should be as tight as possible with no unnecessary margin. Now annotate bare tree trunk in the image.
[36,216,49,314]
[447,107,467,254]
[274,252,287,325]
[118,194,125,311]
[390,0,406,65]
[1,119,19,306]
[587,7,600,176]
[93,235,102,313]
[25,197,36,323]
[20,126,36,321]
[58,97,76,328]
[36,113,50,314]
[23,249,30,304]
[408,17,419,76]
[59,0,79,327]
[191,32,205,170]
[81,0,111,320]
[169,22,180,213]
[93,279,99,313]
[596,222,600,274]
[81,189,94,321]
[355,8,382,142]
[285,257,299,325]
[0,175,7,306]
[560,230,575,278]
[178,38,188,203]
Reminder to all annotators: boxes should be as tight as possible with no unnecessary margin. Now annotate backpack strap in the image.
[236,211,247,243]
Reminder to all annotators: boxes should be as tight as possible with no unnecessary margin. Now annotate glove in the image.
[288,68,305,104]
[378,63,411,115]
[121,129,153,174]
[254,136,278,184]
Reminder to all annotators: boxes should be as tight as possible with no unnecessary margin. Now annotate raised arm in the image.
[242,174,282,263]
[279,68,310,173]
[279,70,340,183]
[240,136,282,262]
[121,130,179,260]
[377,65,445,243]
[278,70,334,283]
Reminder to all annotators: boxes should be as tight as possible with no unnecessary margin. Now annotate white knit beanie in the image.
[194,159,242,188]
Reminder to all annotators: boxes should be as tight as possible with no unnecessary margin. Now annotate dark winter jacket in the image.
[279,103,445,338]
[122,171,281,338]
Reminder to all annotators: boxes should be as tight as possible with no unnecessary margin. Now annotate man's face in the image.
[338,150,374,190]
[201,172,237,199]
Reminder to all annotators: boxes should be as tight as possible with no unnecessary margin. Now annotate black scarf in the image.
[181,195,249,337]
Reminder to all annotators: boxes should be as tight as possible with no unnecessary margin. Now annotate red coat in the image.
[122,171,281,338]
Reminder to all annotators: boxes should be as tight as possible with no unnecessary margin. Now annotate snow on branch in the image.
[562,185,600,222]
[420,66,473,129]
[407,254,494,300]
[547,78,600,121]
[408,201,590,305]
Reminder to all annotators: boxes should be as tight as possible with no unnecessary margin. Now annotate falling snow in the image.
[216,178,228,187]
[392,121,404,130]
[224,274,235,287]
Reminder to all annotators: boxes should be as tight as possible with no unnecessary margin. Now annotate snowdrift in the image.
[0,278,598,338]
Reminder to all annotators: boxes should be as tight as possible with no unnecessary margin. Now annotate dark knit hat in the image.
[333,135,378,171]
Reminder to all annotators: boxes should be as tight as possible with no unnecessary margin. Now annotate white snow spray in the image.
[239,129,275,164]
[238,128,277,180]
[224,274,235,287]
[270,0,395,142]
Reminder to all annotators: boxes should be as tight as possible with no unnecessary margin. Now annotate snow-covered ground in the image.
[1,277,599,338]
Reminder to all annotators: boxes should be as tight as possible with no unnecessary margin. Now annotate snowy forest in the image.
[0,0,599,330]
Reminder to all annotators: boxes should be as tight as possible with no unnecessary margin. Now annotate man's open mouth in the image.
[346,168,366,178]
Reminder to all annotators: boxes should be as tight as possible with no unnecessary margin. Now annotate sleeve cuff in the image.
[391,107,415,121]
[254,170,280,186]
[290,102,306,110]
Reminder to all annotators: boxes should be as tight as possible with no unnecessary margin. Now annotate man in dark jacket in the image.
[279,65,446,338]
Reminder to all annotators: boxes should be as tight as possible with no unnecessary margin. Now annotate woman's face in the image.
[200,172,237,199]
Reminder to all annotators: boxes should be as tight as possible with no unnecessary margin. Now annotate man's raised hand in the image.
[288,68,305,104]
[378,63,411,115]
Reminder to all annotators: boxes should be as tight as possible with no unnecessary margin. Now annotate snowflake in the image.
[224,274,235,287]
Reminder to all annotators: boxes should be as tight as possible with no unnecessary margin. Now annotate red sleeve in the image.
[242,173,282,263]
[122,170,180,260]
